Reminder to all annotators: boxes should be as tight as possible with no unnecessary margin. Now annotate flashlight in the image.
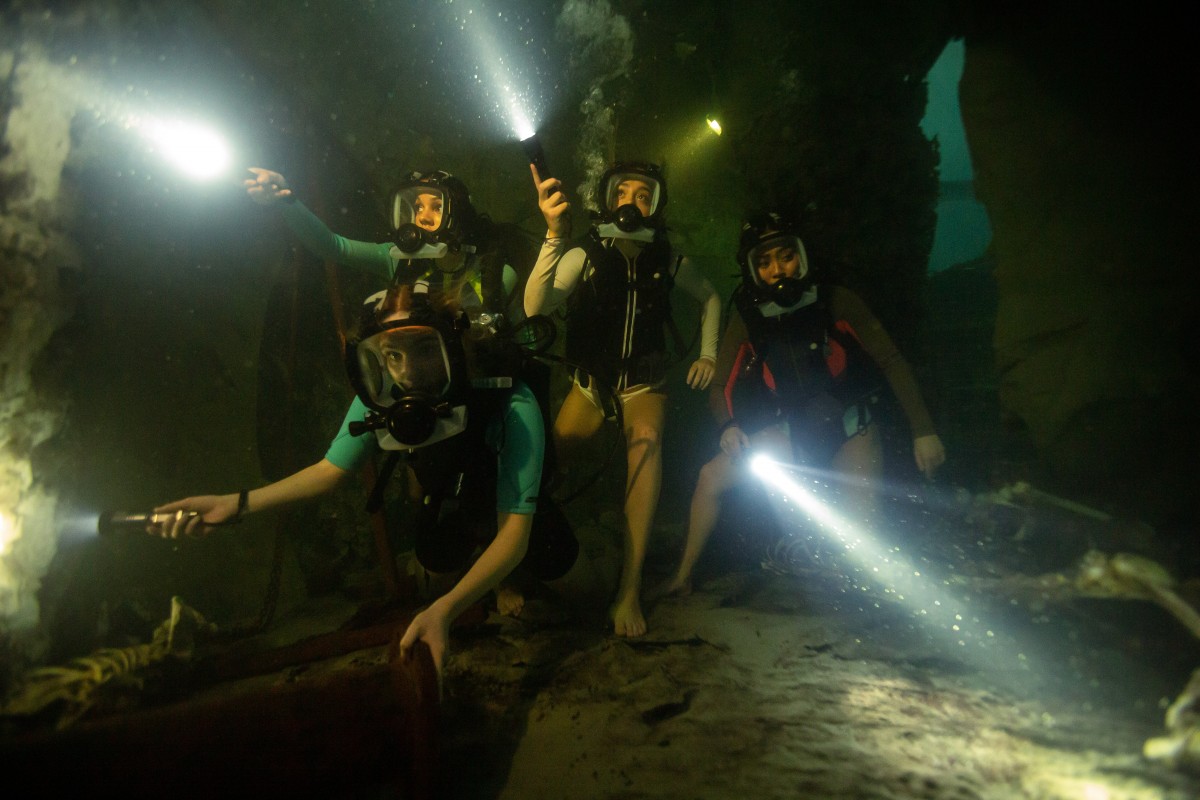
[97,509,201,537]
[521,133,549,178]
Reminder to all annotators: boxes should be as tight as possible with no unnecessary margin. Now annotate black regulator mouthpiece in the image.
[394,222,426,253]
[98,510,199,537]
[768,276,810,308]
[614,204,645,233]
[348,397,454,447]
[521,133,549,178]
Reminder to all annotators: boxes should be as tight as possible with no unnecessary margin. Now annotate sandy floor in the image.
[7,485,1200,800]
[433,562,1200,800]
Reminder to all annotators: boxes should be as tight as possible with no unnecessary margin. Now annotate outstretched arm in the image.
[152,458,349,539]
[245,166,394,278]
[245,167,294,204]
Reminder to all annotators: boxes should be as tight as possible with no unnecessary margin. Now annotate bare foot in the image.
[610,593,647,637]
[496,583,525,617]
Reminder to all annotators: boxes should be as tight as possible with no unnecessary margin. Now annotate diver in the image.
[244,166,519,326]
[150,282,576,676]
[526,161,722,637]
[246,167,557,613]
[658,211,946,597]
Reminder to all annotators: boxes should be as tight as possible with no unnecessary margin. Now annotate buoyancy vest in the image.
[564,230,677,390]
[374,384,576,581]
[727,284,884,426]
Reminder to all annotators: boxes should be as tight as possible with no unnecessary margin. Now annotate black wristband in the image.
[234,489,250,521]
[718,418,741,434]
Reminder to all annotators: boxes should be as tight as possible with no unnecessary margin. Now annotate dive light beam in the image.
[748,454,1031,667]
[458,5,540,141]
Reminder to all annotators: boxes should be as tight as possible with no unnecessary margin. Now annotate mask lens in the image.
[750,235,806,288]
[393,186,446,232]
[606,173,661,217]
[358,325,450,406]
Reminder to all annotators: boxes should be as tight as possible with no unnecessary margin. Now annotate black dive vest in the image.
[564,231,676,390]
[384,384,576,581]
[731,284,884,419]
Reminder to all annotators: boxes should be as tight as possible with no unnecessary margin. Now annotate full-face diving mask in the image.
[390,171,478,263]
[738,214,816,314]
[594,162,668,242]
[345,303,471,450]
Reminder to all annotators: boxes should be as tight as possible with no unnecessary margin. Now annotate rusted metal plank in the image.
[198,599,485,684]
[0,641,440,799]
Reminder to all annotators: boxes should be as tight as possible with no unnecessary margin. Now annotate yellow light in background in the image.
[0,509,14,557]
[706,116,723,136]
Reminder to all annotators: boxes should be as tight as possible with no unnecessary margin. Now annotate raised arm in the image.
[524,238,586,318]
[245,167,394,279]
[524,164,585,317]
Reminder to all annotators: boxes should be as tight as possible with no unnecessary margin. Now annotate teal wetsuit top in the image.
[324,381,544,515]
[280,200,519,310]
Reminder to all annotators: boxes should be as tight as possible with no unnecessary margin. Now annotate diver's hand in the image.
[686,356,715,390]
[244,167,293,206]
[913,434,946,479]
[399,602,450,685]
[531,163,570,239]
[150,494,236,539]
[719,424,750,458]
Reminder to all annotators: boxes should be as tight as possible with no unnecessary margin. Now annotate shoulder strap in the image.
[364,451,402,514]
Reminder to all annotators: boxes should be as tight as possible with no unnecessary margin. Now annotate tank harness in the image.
[726,284,885,464]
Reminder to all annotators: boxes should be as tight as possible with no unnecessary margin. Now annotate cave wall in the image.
[0,3,398,669]
[0,34,80,656]
[958,7,1198,529]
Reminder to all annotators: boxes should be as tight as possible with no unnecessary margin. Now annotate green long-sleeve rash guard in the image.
[324,382,545,515]
[279,200,519,304]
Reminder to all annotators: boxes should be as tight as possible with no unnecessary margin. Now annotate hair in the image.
[374,282,415,323]
[376,282,462,322]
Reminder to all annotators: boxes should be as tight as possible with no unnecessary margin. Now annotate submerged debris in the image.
[1,596,215,730]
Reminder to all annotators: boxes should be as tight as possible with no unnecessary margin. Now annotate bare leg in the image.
[551,383,606,483]
[660,423,792,596]
[658,451,738,597]
[610,390,667,637]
